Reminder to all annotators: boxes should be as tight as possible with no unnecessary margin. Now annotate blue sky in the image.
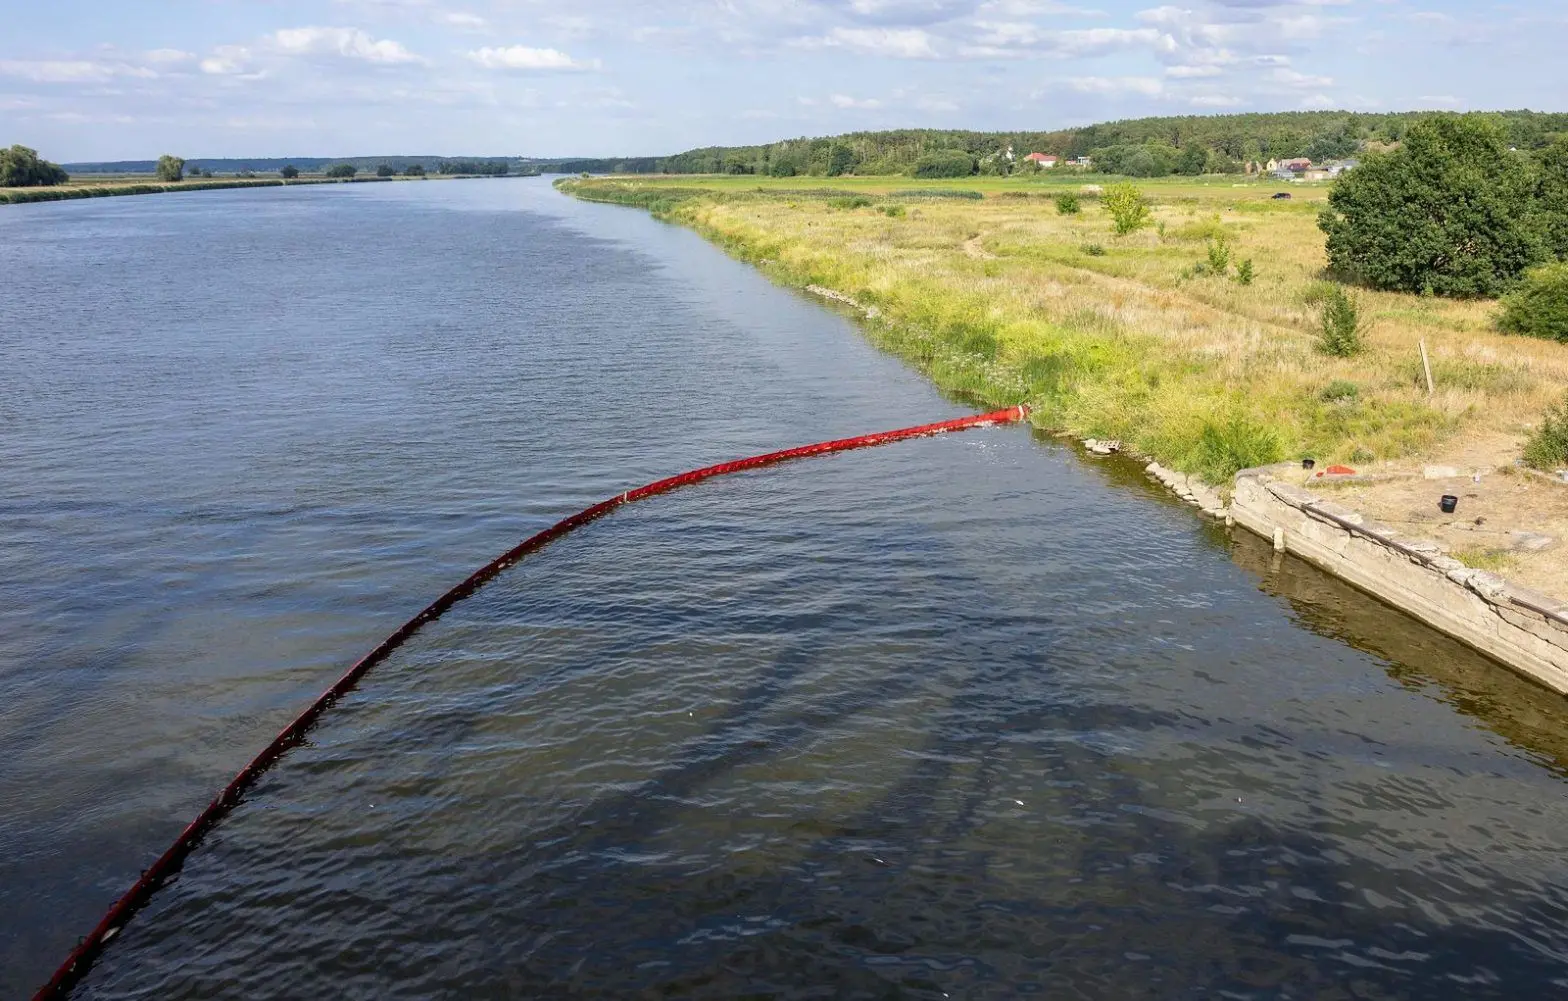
[1,1,1563,161]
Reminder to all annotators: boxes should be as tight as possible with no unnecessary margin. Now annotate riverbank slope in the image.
[558,174,1568,603]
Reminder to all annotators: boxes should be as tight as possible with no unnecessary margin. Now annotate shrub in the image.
[1318,285,1363,357]
[325,164,357,178]
[1497,262,1568,342]
[1320,379,1359,402]
[1195,414,1283,482]
[1080,242,1106,257]
[879,204,906,217]
[912,151,977,178]
[1235,258,1255,285]
[280,164,299,179]
[1103,182,1151,235]
[1523,391,1568,471]
[1205,239,1231,275]
[376,163,396,177]
[826,195,872,209]
[0,145,69,187]
[1054,192,1081,215]
[404,164,426,177]
[1318,115,1542,297]
[155,154,184,182]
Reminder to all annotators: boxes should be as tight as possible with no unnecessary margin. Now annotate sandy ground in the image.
[1295,432,1568,597]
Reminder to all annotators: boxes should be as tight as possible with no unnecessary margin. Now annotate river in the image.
[3,178,1568,999]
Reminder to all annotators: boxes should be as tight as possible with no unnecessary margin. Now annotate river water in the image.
[4,179,1568,999]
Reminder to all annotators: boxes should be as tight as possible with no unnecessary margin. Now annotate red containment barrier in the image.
[34,404,1029,999]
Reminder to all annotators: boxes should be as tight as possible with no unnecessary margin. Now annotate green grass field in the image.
[561,173,1566,487]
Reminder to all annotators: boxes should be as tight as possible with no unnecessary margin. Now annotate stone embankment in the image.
[1230,467,1568,694]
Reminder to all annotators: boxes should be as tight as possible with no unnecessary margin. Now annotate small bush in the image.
[827,195,872,209]
[1523,391,1568,471]
[1054,192,1081,215]
[1235,258,1255,285]
[1080,242,1106,257]
[1317,285,1363,357]
[376,163,395,177]
[1498,262,1568,343]
[1195,414,1283,482]
[879,204,906,217]
[1103,182,1151,235]
[1205,239,1231,275]
[1320,379,1360,403]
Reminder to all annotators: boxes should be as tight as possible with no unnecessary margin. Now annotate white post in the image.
[1419,339,1435,396]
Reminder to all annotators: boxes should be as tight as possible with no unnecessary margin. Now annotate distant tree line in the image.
[1,145,69,187]
[632,110,1568,179]
[438,159,510,175]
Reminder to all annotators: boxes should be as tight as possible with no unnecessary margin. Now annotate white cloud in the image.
[830,93,883,108]
[440,11,489,30]
[468,46,597,70]
[0,59,157,83]
[963,23,1174,57]
[1270,66,1332,88]
[1300,92,1335,109]
[199,46,254,76]
[270,26,426,64]
[1066,75,1164,96]
[806,26,941,57]
[144,49,195,65]
[1189,93,1241,107]
[1165,64,1222,78]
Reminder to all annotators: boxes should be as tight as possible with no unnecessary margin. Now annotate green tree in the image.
[1318,115,1542,297]
[826,143,855,177]
[325,164,357,178]
[912,151,976,178]
[0,145,69,187]
[280,164,299,179]
[1054,192,1081,215]
[403,164,426,177]
[376,163,395,177]
[155,154,185,182]
[1532,137,1568,261]
[1103,182,1151,235]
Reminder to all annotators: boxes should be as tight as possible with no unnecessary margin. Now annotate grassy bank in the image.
[560,174,1568,485]
[0,173,453,205]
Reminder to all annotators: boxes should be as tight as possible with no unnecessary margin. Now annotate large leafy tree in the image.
[1532,137,1568,261]
[1318,115,1542,297]
[0,145,69,187]
[155,154,185,182]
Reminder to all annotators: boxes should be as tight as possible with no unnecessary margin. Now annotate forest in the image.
[566,110,1568,178]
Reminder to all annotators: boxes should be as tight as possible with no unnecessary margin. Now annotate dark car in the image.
[1272,192,1293,199]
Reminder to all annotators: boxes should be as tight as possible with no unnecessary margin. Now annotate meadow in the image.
[561,173,1568,488]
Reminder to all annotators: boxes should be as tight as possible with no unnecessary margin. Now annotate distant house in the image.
[1324,158,1359,177]
[1066,156,1092,169]
[1282,158,1313,172]
[1301,168,1331,182]
[1024,153,1059,168]
[1264,158,1280,173]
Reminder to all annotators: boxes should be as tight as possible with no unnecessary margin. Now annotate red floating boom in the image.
[34,404,1028,1000]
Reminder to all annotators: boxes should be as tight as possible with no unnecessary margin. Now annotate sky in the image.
[1,1,1564,162]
